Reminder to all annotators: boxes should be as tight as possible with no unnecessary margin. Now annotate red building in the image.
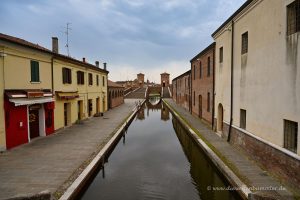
[190,42,215,127]
[172,70,191,111]
[4,90,55,149]
[108,80,124,109]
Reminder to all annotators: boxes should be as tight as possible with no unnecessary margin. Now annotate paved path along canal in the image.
[0,99,137,200]
[164,99,296,199]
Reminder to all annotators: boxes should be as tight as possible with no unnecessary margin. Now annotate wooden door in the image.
[64,103,68,126]
[29,108,39,139]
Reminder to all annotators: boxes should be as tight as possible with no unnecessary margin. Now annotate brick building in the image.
[108,80,124,109]
[190,43,215,127]
[172,70,191,111]
[137,73,144,87]
[161,72,170,87]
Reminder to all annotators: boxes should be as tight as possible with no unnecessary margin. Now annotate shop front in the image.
[4,90,55,149]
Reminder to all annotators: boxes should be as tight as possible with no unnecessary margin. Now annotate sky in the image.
[0,0,245,83]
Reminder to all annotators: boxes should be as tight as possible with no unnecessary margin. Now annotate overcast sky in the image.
[0,0,245,83]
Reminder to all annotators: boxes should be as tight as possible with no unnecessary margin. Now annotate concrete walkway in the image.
[0,99,137,200]
[164,99,297,200]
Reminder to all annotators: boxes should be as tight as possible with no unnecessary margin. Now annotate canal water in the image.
[79,98,240,200]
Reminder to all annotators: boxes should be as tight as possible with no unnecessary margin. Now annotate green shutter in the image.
[31,60,39,82]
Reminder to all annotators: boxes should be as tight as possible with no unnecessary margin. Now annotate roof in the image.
[161,72,170,75]
[0,33,52,54]
[137,73,144,75]
[190,42,215,63]
[0,33,109,74]
[211,0,253,37]
[172,70,191,82]
[108,80,124,88]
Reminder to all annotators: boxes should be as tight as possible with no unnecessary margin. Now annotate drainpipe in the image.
[212,45,215,130]
[227,20,234,142]
[190,63,192,113]
[51,57,54,93]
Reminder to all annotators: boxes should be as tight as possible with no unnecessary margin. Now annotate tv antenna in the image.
[64,22,72,56]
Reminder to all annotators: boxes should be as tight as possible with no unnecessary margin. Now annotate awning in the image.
[9,97,54,106]
[56,92,79,100]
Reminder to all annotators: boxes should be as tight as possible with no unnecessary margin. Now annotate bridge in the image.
[124,85,172,99]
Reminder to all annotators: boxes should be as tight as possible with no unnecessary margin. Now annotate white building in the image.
[212,0,300,188]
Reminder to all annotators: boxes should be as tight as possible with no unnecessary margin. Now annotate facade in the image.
[0,33,55,150]
[137,73,144,87]
[172,70,191,111]
[161,72,170,87]
[212,0,300,187]
[108,80,124,109]
[190,43,215,127]
[0,33,109,150]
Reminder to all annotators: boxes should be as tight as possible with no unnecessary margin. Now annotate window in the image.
[207,92,210,112]
[207,57,211,77]
[200,62,202,79]
[287,0,300,36]
[240,109,246,129]
[88,73,93,85]
[219,47,223,63]
[103,76,105,86]
[284,120,298,153]
[241,32,248,54]
[30,60,40,82]
[77,71,84,85]
[193,91,195,106]
[62,67,72,84]
[193,65,196,80]
[96,75,99,86]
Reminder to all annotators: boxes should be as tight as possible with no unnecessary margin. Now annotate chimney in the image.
[103,62,107,70]
[82,57,86,63]
[95,61,99,67]
[52,37,58,53]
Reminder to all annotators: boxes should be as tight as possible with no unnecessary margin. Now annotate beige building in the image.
[212,0,300,187]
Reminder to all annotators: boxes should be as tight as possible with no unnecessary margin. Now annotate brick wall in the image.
[222,122,300,189]
[191,43,215,126]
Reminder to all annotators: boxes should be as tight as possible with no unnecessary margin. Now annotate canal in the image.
[79,98,240,200]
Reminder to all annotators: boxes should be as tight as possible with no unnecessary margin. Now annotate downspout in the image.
[190,63,192,113]
[227,20,234,142]
[212,46,215,130]
[51,57,54,93]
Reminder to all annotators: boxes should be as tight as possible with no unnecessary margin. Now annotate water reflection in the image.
[136,97,170,121]
[172,117,240,200]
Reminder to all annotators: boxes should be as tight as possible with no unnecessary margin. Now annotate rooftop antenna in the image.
[64,22,72,56]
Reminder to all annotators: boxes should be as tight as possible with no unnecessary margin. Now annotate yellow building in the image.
[0,33,108,150]
[0,33,54,150]
[52,50,108,130]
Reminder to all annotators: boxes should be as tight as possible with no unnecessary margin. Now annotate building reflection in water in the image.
[136,96,170,122]
[172,117,240,200]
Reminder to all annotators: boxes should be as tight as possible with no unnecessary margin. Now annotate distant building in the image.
[190,43,215,127]
[172,70,191,111]
[108,80,124,109]
[137,73,144,87]
[161,72,170,87]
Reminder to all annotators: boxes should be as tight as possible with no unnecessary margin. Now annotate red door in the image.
[29,108,39,139]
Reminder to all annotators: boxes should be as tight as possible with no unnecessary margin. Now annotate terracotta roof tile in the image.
[108,80,124,88]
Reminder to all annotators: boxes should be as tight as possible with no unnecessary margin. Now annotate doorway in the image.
[96,97,100,113]
[78,100,83,120]
[217,104,224,132]
[29,105,40,139]
[163,82,166,87]
[88,99,93,117]
[198,95,202,119]
[64,103,71,126]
